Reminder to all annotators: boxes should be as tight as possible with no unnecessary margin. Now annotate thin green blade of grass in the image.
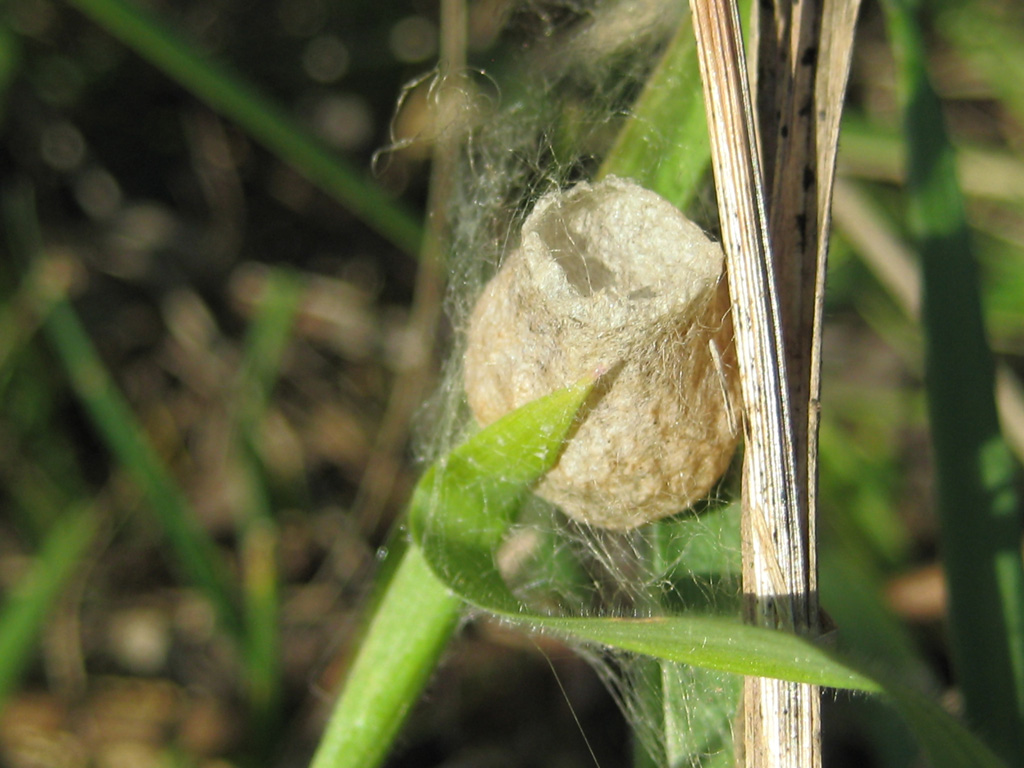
[882,1,1024,762]
[44,298,245,637]
[598,0,751,213]
[642,506,742,766]
[60,0,422,257]
[0,507,97,712]
[3,189,244,641]
[598,14,708,210]
[233,270,304,454]
[409,404,875,689]
[239,517,280,746]
[629,655,740,768]
[231,269,304,744]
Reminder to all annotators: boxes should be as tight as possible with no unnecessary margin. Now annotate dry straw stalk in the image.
[688,0,860,765]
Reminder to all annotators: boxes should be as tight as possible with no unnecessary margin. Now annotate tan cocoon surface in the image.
[464,176,740,529]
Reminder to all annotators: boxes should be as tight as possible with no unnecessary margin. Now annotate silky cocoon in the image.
[464,175,740,529]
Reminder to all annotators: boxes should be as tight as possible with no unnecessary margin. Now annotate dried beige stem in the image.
[352,0,468,531]
[687,0,809,639]
[691,0,862,763]
[688,0,859,764]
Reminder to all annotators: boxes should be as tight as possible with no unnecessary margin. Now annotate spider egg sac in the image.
[464,175,741,529]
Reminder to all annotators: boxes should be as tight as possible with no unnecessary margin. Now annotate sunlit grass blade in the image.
[308,546,461,768]
[3,188,244,641]
[598,15,708,210]
[882,1,1024,762]
[409,390,849,681]
[0,507,97,712]
[62,0,422,256]
[407,377,599,612]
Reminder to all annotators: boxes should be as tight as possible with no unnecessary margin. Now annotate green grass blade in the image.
[62,0,422,256]
[935,2,1024,134]
[408,376,599,611]
[598,15,708,210]
[234,270,304,452]
[641,510,742,766]
[548,615,874,691]
[44,299,244,637]
[239,517,280,743]
[308,545,462,768]
[0,507,97,711]
[882,1,1024,762]
[3,189,244,641]
[232,269,303,742]
[407,379,871,690]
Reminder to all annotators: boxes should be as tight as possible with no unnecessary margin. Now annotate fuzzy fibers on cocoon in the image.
[464,176,740,529]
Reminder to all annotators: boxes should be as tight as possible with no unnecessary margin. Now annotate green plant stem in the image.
[0,507,97,712]
[883,0,1024,762]
[309,544,462,768]
[62,0,422,257]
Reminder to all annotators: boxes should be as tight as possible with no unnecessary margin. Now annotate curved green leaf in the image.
[313,375,599,768]
[408,375,601,612]
[408,381,1007,768]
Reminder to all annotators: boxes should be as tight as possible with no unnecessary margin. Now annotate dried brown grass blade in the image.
[687,0,814,763]
[691,0,862,764]
[754,0,862,601]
